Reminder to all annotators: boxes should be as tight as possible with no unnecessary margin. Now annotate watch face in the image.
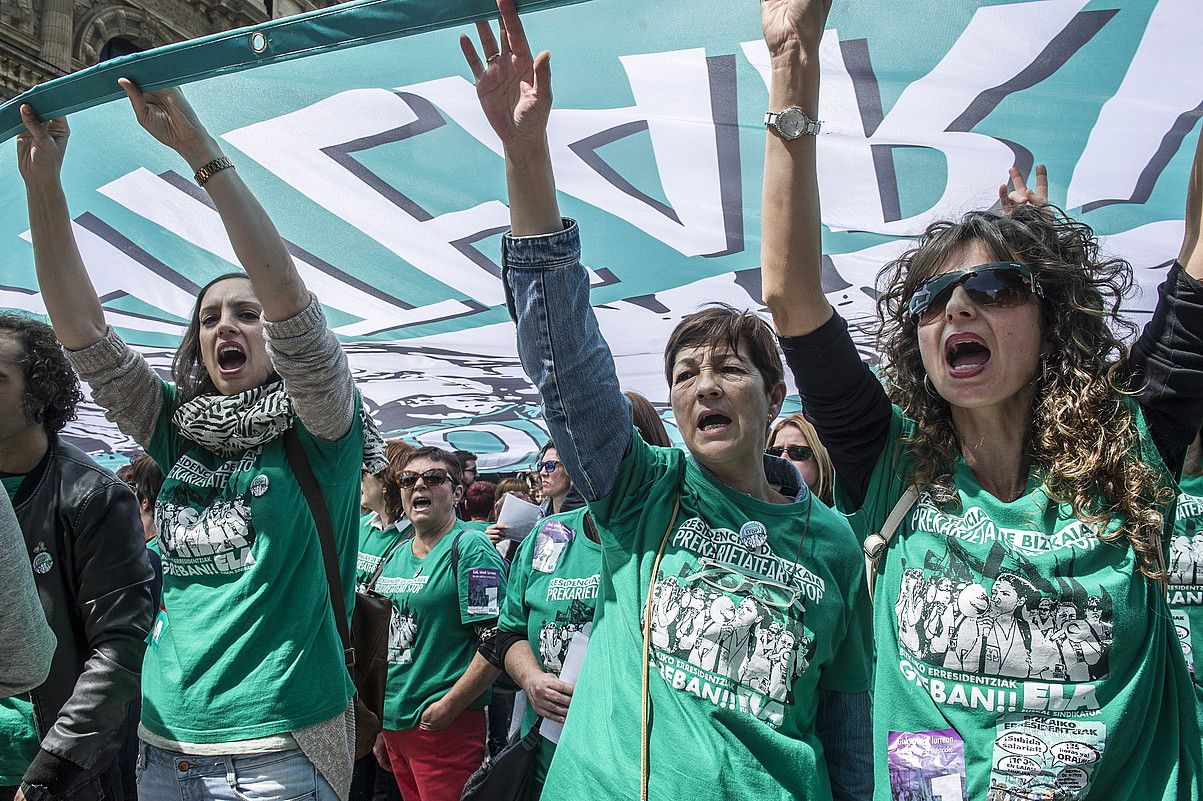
[780,109,805,138]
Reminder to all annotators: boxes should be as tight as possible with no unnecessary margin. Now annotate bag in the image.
[460,720,544,801]
[861,486,920,601]
[283,428,391,760]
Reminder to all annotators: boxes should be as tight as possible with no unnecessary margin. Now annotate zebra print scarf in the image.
[173,381,387,473]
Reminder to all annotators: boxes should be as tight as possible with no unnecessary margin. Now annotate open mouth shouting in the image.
[696,409,733,438]
[944,333,991,379]
[216,341,248,377]
[410,494,433,514]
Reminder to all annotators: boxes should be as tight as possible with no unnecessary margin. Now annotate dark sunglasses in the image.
[398,469,453,489]
[908,262,1040,324]
[537,459,562,474]
[766,445,814,462]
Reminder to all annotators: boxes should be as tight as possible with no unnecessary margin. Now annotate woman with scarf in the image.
[759,0,1203,795]
[18,81,382,800]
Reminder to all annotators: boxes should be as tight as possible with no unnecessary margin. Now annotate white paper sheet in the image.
[540,622,592,744]
[496,493,544,541]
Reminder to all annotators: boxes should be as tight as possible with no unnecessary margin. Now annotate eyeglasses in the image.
[397,469,453,489]
[537,460,561,474]
[766,445,814,462]
[908,262,1041,325]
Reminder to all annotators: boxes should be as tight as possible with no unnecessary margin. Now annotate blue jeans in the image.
[137,743,338,801]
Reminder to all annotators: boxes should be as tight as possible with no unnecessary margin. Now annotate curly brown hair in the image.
[876,203,1175,582]
[0,312,83,435]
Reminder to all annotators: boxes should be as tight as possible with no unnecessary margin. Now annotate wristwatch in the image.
[764,107,822,140]
[19,783,58,801]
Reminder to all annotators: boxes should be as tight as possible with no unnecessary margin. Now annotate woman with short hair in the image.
[458,3,872,799]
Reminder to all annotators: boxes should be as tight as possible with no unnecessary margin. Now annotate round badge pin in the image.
[32,552,53,574]
[739,521,768,549]
[250,474,270,498]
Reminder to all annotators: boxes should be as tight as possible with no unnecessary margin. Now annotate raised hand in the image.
[999,164,1049,211]
[460,0,551,151]
[118,78,220,167]
[761,0,832,56]
[16,105,69,190]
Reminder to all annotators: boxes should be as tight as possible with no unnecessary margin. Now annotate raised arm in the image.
[759,0,831,337]
[17,107,108,351]
[118,80,309,321]
[119,81,355,439]
[1181,127,1203,281]
[462,0,631,501]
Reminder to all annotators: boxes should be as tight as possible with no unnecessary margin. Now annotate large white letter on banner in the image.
[402,48,737,258]
[1067,0,1203,211]
[744,0,1089,235]
[222,88,509,310]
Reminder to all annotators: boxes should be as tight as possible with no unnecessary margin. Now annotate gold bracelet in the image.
[194,156,234,187]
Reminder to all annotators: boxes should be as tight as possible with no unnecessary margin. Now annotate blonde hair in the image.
[768,413,834,505]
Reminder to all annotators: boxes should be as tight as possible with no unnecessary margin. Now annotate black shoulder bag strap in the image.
[283,427,355,668]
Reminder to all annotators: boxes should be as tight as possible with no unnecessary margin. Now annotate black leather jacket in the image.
[11,437,155,799]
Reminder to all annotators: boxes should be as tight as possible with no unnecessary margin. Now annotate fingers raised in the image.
[476,18,501,60]
[498,0,531,59]
[460,34,485,79]
[1034,163,1048,199]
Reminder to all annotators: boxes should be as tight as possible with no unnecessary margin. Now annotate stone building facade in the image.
[0,0,340,100]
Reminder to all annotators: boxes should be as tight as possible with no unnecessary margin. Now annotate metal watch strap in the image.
[194,156,234,186]
[764,109,822,138]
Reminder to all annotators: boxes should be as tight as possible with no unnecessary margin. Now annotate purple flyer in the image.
[888,728,967,801]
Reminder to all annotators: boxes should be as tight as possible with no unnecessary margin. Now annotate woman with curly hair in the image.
[760,0,1203,796]
[19,81,383,799]
[768,413,834,504]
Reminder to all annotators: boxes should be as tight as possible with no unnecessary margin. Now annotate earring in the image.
[923,374,938,398]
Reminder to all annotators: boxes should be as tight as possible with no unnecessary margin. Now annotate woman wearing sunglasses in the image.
[19,84,383,799]
[459,2,871,800]
[767,413,834,504]
[372,446,506,801]
[759,0,1203,795]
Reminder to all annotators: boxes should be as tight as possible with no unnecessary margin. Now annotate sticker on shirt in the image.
[388,600,417,665]
[537,598,596,674]
[467,567,502,616]
[894,541,1112,682]
[532,520,575,573]
[643,517,823,729]
[157,451,261,578]
[1173,610,1194,677]
[987,714,1105,801]
[887,728,966,801]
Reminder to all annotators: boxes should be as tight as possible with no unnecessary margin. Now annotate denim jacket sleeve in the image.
[502,220,632,502]
[817,688,874,801]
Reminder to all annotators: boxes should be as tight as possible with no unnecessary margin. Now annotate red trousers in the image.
[381,709,486,801]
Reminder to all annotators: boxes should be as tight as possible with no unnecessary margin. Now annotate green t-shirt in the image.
[541,431,871,801]
[378,522,507,730]
[1170,471,1203,693]
[140,382,362,742]
[2,474,24,501]
[0,694,38,785]
[355,513,411,593]
[842,405,1201,801]
[499,507,602,783]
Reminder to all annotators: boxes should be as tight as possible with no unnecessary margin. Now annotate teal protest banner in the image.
[1,0,1200,469]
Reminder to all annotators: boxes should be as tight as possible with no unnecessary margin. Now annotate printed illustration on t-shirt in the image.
[532,519,574,573]
[1173,610,1194,676]
[888,728,967,801]
[156,450,261,578]
[467,567,502,616]
[643,517,823,728]
[896,498,1112,682]
[1168,493,1202,599]
[986,714,1105,801]
[388,600,418,666]
[538,598,595,674]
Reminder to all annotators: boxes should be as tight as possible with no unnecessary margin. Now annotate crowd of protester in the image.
[2,0,1202,799]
